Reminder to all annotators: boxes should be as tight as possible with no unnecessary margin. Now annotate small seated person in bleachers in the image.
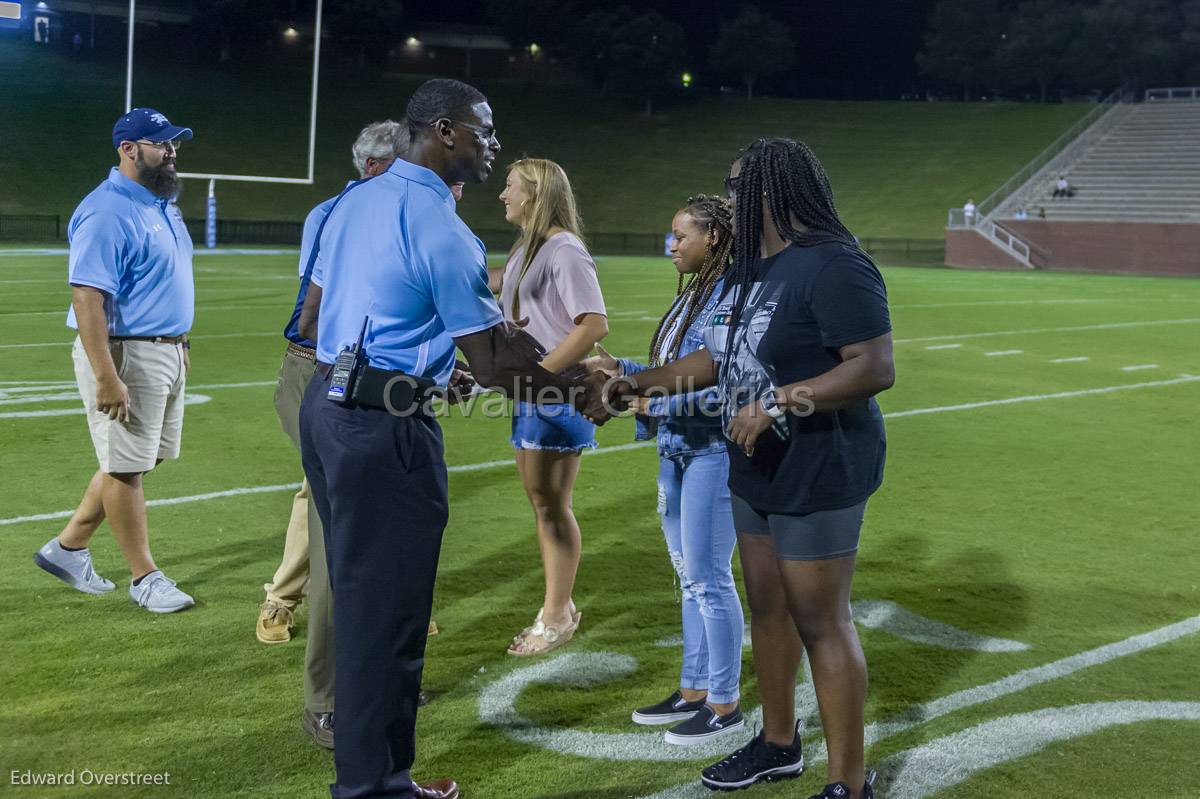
[1052,175,1075,199]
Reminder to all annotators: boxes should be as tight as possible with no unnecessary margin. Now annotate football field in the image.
[2,249,1199,798]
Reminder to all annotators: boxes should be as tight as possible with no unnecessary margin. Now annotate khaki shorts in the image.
[72,336,187,474]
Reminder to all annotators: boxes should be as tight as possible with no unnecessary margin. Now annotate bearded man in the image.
[33,107,197,614]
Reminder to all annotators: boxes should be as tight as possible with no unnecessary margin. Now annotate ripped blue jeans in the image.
[658,451,743,705]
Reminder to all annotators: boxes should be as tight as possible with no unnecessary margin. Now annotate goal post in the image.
[124,0,324,245]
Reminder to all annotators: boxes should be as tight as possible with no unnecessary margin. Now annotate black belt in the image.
[111,334,187,345]
[316,361,438,414]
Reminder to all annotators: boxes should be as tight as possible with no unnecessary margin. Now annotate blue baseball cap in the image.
[111,107,194,148]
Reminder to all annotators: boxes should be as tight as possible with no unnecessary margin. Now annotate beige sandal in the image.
[507,609,582,657]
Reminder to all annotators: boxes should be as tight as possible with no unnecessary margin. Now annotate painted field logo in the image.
[478,608,1200,798]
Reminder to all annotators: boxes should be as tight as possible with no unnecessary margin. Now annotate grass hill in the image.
[0,42,1090,238]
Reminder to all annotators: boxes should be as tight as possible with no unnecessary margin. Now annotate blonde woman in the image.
[494,158,608,656]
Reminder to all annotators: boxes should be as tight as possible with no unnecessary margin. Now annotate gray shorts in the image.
[732,495,867,561]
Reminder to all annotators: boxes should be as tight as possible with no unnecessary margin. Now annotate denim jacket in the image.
[618,281,726,460]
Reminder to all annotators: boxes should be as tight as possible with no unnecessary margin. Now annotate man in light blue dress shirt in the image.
[33,108,196,615]
[297,79,603,799]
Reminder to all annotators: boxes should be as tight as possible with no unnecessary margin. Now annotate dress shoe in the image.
[414,779,458,799]
[301,709,334,749]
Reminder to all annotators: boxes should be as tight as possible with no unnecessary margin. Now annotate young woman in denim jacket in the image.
[588,195,745,745]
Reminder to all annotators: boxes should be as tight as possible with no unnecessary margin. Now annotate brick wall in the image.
[945,222,1200,277]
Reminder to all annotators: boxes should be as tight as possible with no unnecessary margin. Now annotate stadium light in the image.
[681,72,693,88]
[528,42,540,56]
[283,26,299,40]
[405,36,420,47]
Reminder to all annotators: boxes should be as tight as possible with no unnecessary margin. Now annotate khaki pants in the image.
[268,347,334,713]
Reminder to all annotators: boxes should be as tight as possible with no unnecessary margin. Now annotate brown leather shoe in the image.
[414,779,458,799]
[301,709,334,750]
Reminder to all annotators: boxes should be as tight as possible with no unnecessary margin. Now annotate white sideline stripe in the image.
[1121,363,1159,372]
[1050,356,1089,363]
[984,349,1023,356]
[894,318,1200,344]
[925,343,962,350]
[4,376,1197,524]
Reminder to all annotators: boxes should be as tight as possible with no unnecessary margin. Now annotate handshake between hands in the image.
[442,322,638,421]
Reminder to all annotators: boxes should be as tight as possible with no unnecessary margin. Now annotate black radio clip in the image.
[326,317,369,405]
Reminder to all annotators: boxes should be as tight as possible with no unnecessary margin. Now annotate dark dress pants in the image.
[300,372,449,799]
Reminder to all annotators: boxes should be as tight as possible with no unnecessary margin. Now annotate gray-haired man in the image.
[258,121,405,748]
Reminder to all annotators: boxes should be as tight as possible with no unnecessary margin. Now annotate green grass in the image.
[0,41,1090,238]
[2,250,1200,798]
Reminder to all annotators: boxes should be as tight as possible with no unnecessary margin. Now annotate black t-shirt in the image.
[705,241,892,514]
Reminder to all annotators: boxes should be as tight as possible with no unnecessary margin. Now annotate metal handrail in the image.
[974,88,1124,219]
[1145,87,1200,101]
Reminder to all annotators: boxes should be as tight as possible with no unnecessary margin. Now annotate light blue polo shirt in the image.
[311,159,502,385]
[65,168,194,337]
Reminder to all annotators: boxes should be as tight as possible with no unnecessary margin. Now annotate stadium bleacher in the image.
[1024,100,1200,222]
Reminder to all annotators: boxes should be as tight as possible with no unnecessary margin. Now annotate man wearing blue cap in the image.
[33,108,197,614]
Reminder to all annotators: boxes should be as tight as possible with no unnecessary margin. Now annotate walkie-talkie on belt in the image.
[327,317,369,405]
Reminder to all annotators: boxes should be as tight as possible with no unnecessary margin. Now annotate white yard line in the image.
[925,343,962,350]
[1121,364,1159,372]
[4,375,1197,526]
[894,318,1200,345]
[1050,356,1089,363]
[984,349,1023,357]
[885,374,1198,418]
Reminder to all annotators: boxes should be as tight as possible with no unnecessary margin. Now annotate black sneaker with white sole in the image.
[632,690,706,725]
[700,723,804,791]
[665,705,745,745]
[807,769,877,799]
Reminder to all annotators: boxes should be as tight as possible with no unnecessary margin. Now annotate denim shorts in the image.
[510,401,597,453]
[732,495,867,561]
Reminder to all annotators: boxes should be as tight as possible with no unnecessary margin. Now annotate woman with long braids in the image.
[584,139,893,798]
[496,158,608,656]
[586,196,746,745]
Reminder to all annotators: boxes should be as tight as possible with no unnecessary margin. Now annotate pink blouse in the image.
[499,231,607,353]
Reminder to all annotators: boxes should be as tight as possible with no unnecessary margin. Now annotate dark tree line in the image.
[919,0,1200,101]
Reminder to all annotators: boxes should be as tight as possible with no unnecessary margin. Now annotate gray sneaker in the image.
[129,570,194,613]
[33,538,115,594]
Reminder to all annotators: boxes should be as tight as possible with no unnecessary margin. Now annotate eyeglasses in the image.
[136,139,182,153]
[723,174,742,196]
[436,118,499,146]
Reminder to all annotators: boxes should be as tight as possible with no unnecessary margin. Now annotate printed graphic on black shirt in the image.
[707,281,789,443]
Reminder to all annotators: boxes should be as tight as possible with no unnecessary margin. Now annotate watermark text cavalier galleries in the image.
[11,769,171,788]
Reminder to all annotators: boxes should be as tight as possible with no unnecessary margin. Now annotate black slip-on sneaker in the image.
[700,723,804,791]
[632,690,706,725]
[665,705,745,746]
